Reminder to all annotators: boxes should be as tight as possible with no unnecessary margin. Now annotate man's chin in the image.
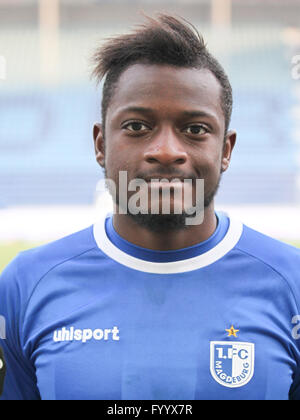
[115,189,217,233]
[126,212,189,233]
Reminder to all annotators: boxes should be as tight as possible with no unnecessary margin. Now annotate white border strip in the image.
[93,214,243,274]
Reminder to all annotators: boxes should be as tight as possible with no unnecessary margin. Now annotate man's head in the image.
[92,14,236,232]
[92,14,233,136]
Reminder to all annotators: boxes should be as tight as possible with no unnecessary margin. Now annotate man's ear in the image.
[93,123,105,168]
[221,130,237,173]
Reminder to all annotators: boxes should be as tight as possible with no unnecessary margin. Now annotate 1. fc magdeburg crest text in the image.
[210,341,255,388]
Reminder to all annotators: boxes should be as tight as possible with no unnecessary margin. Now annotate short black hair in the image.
[91,14,233,135]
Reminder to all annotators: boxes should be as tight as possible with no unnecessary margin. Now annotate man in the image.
[1,14,300,400]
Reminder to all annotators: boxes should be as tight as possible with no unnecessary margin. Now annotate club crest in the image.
[210,341,255,388]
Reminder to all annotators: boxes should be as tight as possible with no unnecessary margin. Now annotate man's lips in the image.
[147,181,185,190]
[140,177,196,192]
[141,175,195,183]
[146,179,184,184]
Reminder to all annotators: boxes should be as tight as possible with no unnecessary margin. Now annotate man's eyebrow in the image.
[115,106,218,123]
[182,110,217,120]
[116,106,155,116]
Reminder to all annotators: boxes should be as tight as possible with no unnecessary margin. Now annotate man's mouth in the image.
[142,175,192,183]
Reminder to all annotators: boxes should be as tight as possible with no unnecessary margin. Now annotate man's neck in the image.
[112,205,217,251]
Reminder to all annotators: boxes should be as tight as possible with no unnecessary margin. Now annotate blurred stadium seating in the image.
[0,0,300,241]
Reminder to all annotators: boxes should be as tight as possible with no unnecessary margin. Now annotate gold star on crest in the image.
[226,325,239,338]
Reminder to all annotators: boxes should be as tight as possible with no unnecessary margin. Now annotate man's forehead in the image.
[108,63,223,116]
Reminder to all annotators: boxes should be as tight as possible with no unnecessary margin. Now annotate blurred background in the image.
[1,0,300,270]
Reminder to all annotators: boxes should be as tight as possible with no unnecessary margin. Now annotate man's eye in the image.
[124,122,149,132]
[185,125,208,135]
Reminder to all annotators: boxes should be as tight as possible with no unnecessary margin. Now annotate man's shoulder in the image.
[237,221,300,279]
[0,225,97,293]
[26,224,96,260]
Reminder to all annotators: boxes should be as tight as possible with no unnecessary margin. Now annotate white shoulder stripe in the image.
[93,215,243,274]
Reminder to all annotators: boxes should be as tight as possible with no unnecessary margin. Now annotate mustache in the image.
[134,169,198,182]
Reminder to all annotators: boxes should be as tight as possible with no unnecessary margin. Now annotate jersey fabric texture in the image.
[1,211,300,400]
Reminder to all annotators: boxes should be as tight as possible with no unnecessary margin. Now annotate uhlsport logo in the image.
[210,341,255,388]
[53,326,120,343]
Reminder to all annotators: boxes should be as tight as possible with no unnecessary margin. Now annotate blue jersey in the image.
[1,211,300,400]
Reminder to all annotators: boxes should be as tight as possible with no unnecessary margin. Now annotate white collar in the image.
[93,214,243,274]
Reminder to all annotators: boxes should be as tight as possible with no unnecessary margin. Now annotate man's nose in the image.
[143,128,188,166]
